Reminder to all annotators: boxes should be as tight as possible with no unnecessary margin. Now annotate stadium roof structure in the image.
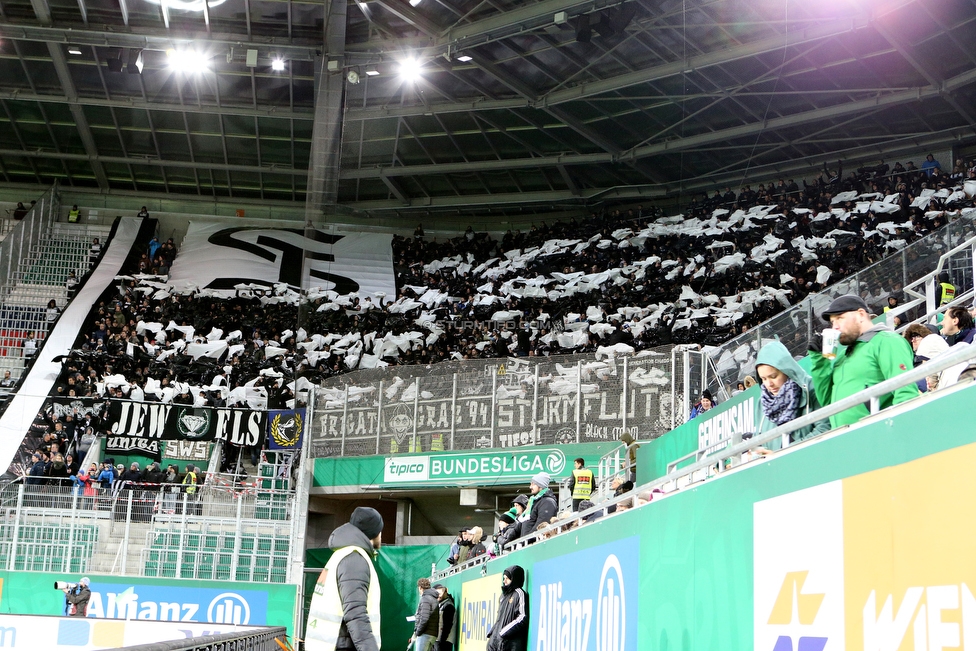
[0,0,975,217]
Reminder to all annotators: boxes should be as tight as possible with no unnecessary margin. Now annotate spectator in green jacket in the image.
[809,295,918,428]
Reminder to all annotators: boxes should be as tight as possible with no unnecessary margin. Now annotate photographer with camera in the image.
[59,577,91,617]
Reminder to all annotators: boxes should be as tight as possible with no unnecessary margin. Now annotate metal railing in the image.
[699,208,976,394]
[103,627,289,651]
[1,477,299,580]
[0,185,59,304]
[432,342,976,580]
[311,348,678,457]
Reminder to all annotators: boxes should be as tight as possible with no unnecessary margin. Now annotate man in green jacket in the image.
[809,295,918,428]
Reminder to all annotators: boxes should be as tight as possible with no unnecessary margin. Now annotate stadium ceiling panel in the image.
[0,0,974,214]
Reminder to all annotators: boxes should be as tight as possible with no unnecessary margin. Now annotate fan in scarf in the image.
[761,378,802,425]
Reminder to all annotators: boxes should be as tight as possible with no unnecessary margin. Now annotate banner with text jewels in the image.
[105,401,268,461]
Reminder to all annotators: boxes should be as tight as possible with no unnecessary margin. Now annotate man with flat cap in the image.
[306,507,385,651]
[809,294,918,428]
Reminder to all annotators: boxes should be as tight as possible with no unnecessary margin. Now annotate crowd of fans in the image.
[22,408,204,509]
[2,154,973,483]
[34,156,974,415]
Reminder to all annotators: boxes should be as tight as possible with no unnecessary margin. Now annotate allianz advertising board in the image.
[530,536,639,651]
[84,583,267,625]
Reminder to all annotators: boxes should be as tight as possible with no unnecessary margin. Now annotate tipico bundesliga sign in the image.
[383,448,567,485]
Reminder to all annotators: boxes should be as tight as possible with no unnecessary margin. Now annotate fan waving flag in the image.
[268,408,305,450]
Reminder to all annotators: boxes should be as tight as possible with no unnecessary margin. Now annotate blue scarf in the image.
[761,378,802,425]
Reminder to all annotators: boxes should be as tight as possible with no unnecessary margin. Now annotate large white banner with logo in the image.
[168,222,395,297]
[754,482,845,651]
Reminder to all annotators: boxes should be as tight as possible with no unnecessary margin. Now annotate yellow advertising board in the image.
[458,573,502,651]
[755,442,976,651]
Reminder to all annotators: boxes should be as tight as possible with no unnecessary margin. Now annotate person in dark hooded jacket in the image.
[306,507,384,651]
[487,565,529,651]
[494,495,528,548]
[410,577,440,650]
[433,584,456,651]
[520,474,557,541]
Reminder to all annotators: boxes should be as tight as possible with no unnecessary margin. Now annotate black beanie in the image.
[350,507,384,539]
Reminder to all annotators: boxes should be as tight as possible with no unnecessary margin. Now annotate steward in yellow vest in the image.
[938,272,955,306]
[181,466,197,494]
[68,205,81,223]
[307,507,384,651]
[569,458,593,511]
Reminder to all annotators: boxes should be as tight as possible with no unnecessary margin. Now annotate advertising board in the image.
[458,573,503,651]
[0,573,296,637]
[0,614,263,649]
[530,537,640,651]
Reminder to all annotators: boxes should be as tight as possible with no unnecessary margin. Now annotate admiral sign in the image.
[458,574,502,651]
[382,448,567,485]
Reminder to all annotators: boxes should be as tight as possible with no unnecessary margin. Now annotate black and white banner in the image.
[164,440,213,461]
[107,401,267,448]
[106,434,162,461]
[48,397,105,420]
[168,222,396,297]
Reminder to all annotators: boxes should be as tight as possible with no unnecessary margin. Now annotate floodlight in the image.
[408,0,421,6]
[272,58,285,72]
[365,66,380,76]
[456,55,472,62]
[167,48,209,74]
[67,46,83,55]
[143,0,226,11]
[398,57,422,83]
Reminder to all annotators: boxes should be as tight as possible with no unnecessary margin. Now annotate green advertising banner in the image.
[639,386,760,481]
[0,571,298,638]
[434,382,976,650]
[305,545,445,651]
[313,441,620,490]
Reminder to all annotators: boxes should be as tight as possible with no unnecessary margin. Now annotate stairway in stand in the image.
[0,223,113,383]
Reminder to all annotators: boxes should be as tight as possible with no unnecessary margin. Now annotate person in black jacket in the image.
[306,507,384,651]
[432,584,456,651]
[487,565,529,651]
[520,473,557,541]
[410,578,440,651]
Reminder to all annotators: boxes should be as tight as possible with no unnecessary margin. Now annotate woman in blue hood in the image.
[755,341,830,446]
